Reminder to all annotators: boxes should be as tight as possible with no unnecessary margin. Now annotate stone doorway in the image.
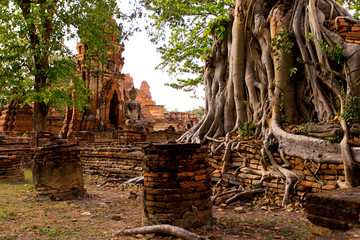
[109,91,119,128]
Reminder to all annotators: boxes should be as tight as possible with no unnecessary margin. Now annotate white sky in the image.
[117,1,205,112]
[121,31,205,112]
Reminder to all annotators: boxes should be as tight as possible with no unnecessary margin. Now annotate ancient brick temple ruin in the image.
[0,102,33,133]
[32,144,86,200]
[143,143,212,228]
[62,34,126,135]
[3,15,360,239]
[0,30,198,139]
[124,74,199,133]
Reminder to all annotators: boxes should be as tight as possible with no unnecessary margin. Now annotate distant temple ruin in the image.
[0,31,199,137]
[62,35,126,135]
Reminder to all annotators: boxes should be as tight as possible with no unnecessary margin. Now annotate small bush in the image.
[239,121,255,136]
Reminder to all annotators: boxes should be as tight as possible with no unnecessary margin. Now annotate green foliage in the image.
[305,32,345,65]
[0,0,132,118]
[289,67,297,77]
[324,135,342,143]
[204,15,230,40]
[298,125,308,134]
[271,30,294,61]
[138,0,233,92]
[339,0,360,19]
[238,121,256,137]
[321,41,346,65]
[342,95,360,123]
[186,107,205,118]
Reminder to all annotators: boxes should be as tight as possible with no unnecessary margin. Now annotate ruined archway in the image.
[109,90,119,128]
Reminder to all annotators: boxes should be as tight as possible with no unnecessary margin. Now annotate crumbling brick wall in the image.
[0,155,24,182]
[210,139,344,198]
[80,147,144,179]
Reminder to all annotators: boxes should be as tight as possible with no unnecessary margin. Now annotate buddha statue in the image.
[124,86,141,124]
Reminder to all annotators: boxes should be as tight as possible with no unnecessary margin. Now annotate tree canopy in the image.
[137,0,233,92]
[0,0,132,131]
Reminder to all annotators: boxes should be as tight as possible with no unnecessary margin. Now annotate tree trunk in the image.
[232,0,248,129]
[33,101,48,132]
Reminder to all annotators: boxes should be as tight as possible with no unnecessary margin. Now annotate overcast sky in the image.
[117,1,205,112]
[121,31,205,112]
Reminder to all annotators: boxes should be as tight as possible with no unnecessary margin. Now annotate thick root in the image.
[113,224,207,240]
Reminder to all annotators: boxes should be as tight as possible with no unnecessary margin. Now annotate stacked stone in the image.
[0,142,33,167]
[0,103,33,133]
[146,131,182,142]
[68,131,95,146]
[30,131,54,148]
[209,140,345,198]
[305,187,360,238]
[328,18,360,44]
[33,144,86,200]
[114,126,146,143]
[80,147,144,178]
[143,143,212,229]
[12,104,33,133]
[0,155,24,182]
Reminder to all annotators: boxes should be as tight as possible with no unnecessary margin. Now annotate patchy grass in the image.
[0,169,310,240]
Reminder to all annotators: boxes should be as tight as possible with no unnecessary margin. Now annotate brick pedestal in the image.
[143,143,212,229]
[0,155,24,182]
[30,131,54,148]
[68,131,94,146]
[33,144,86,200]
[114,125,146,144]
[305,187,360,238]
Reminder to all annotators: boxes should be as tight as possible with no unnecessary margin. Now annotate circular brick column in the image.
[143,143,212,229]
[33,144,86,200]
[0,155,24,182]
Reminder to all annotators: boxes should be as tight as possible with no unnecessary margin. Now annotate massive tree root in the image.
[113,224,208,240]
[179,0,360,204]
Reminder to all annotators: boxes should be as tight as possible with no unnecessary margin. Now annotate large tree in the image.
[141,0,360,204]
[0,0,129,131]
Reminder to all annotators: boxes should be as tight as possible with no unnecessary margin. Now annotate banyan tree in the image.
[175,0,360,205]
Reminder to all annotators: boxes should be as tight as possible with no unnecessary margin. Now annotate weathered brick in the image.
[180,181,204,189]
[300,180,322,189]
[166,200,194,208]
[177,171,195,177]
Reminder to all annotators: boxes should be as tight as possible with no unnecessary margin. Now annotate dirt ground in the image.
[0,169,310,240]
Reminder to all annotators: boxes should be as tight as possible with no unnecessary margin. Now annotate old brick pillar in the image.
[33,144,86,200]
[143,143,212,229]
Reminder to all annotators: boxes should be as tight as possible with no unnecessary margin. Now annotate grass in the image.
[0,169,143,240]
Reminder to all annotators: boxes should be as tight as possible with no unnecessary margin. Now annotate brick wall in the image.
[114,126,146,144]
[0,155,24,182]
[210,139,344,198]
[305,187,360,238]
[328,18,360,43]
[0,141,33,167]
[80,147,144,179]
